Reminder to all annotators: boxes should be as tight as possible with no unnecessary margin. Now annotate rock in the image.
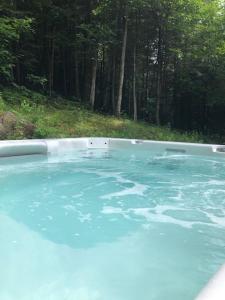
[1,112,18,132]
[0,111,35,139]
[0,123,7,139]
[22,122,36,138]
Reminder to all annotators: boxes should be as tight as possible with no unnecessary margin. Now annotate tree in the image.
[1,0,225,134]
[0,13,31,82]
[116,3,128,117]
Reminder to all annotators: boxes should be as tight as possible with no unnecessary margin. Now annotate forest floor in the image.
[0,86,215,143]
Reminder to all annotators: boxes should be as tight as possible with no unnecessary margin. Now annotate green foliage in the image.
[0,16,32,82]
[1,85,46,105]
[26,74,48,90]
[0,0,225,134]
[0,92,6,112]
[20,99,45,115]
[0,87,212,143]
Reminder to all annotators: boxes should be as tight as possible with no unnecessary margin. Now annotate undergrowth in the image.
[0,86,214,143]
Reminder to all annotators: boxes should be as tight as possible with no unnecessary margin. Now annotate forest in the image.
[0,0,225,137]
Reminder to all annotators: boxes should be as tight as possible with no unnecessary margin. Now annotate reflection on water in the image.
[0,149,225,300]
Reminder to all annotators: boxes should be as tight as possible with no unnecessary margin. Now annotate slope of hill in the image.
[0,86,208,143]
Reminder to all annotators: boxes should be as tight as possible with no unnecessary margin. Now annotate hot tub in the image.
[0,138,224,300]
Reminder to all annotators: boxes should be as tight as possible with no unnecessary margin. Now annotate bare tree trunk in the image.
[133,44,137,121]
[103,62,111,111]
[156,73,161,125]
[90,55,97,110]
[49,29,55,97]
[75,51,80,100]
[16,60,21,85]
[133,12,138,121]
[63,48,67,96]
[111,52,116,113]
[156,26,163,125]
[83,52,91,102]
[116,7,128,117]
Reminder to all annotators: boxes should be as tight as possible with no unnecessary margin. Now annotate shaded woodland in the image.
[1,0,225,134]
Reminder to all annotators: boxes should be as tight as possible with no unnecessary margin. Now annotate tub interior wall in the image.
[0,138,224,157]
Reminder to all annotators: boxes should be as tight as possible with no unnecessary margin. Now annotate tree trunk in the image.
[133,44,137,121]
[103,61,111,111]
[49,29,55,97]
[156,26,163,125]
[75,51,80,100]
[16,60,21,85]
[63,48,67,96]
[116,7,128,117]
[133,12,138,121]
[111,51,116,113]
[90,56,97,110]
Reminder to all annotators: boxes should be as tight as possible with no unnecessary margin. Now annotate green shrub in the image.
[0,93,6,111]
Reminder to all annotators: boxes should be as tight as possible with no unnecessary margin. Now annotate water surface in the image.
[0,149,225,300]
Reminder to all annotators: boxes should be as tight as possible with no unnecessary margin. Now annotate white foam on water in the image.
[78,213,92,223]
[63,205,92,223]
[76,168,149,200]
[207,179,225,186]
[101,205,194,229]
[203,211,225,228]
[152,154,189,160]
[168,189,184,201]
[101,204,225,230]
[101,182,148,200]
[130,207,197,229]
[101,206,130,219]
[72,193,84,199]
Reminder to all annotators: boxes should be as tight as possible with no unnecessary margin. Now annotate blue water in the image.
[0,148,225,300]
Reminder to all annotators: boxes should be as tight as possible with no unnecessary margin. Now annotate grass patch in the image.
[0,86,214,143]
